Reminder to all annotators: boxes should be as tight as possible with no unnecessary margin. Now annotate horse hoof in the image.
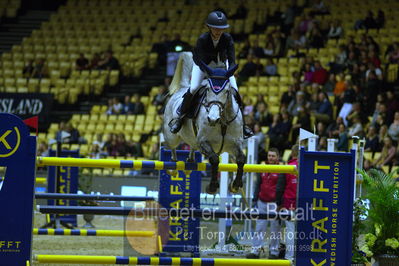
[167,170,178,177]
[229,183,239,194]
[206,182,219,194]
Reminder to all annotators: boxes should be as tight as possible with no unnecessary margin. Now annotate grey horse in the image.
[162,52,246,194]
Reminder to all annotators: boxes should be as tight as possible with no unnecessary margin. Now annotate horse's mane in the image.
[168,52,193,95]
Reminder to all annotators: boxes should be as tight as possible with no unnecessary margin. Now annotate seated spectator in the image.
[280,85,297,110]
[252,40,265,58]
[347,115,364,137]
[327,20,343,39]
[387,42,399,64]
[302,63,314,85]
[152,85,169,114]
[238,39,252,59]
[126,140,144,158]
[238,55,262,84]
[89,144,107,159]
[76,53,89,71]
[65,123,80,144]
[312,61,328,85]
[365,126,380,153]
[308,27,325,49]
[338,83,356,126]
[98,50,120,70]
[337,124,349,151]
[131,93,145,115]
[252,123,266,152]
[263,41,276,58]
[291,106,311,143]
[388,111,399,144]
[285,30,307,51]
[312,91,332,123]
[37,141,49,157]
[23,60,35,78]
[243,96,254,116]
[330,45,347,74]
[368,50,381,69]
[230,0,248,19]
[288,91,308,117]
[280,111,292,137]
[316,121,328,137]
[379,125,389,147]
[372,136,397,169]
[310,0,329,15]
[151,34,171,65]
[92,133,105,151]
[264,58,278,76]
[323,73,336,95]
[106,97,123,115]
[376,9,385,29]
[386,91,399,124]
[327,116,344,138]
[121,95,134,115]
[254,101,273,127]
[268,113,287,152]
[169,33,191,53]
[32,58,48,79]
[89,53,101,69]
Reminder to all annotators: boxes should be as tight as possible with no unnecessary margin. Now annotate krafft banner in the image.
[296,148,355,266]
[47,149,79,227]
[0,93,53,124]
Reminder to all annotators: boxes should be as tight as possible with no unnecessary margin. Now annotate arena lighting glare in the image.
[175,45,183,52]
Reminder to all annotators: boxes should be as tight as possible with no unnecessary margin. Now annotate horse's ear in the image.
[199,60,213,76]
[225,64,239,78]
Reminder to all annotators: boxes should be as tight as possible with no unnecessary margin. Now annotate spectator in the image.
[330,44,347,74]
[291,106,311,143]
[327,20,343,39]
[89,144,106,159]
[253,123,266,155]
[312,61,328,85]
[263,40,276,58]
[388,111,399,144]
[252,40,266,58]
[365,126,380,153]
[131,93,145,115]
[93,133,106,151]
[106,97,123,115]
[169,33,191,53]
[323,73,336,95]
[386,91,399,124]
[312,91,332,123]
[387,42,399,64]
[98,51,120,70]
[238,39,252,59]
[243,96,254,116]
[246,148,282,259]
[32,58,48,79]
[376,9,385,29]
[23,60,35,78]
[151,34,172,65]
[327,116,344,138]
[368,50,381,69]
[37,141,49,157]
[76,53,89,71]
[254,101,273,127]
[89,53,101,70]
[288,91,308,117]
[264,58,278,76]
[337,123,349,152]
[302,63,314,85]
[316,121,328,137]
[230,0,248,19]
[347,115,364,137]
[280,111,292,139]
[275,144,299,264]
[310,0,329,15]
[121,95,134,115]
[238,55,262,83]
[337,81,356,126]
[372,136,397,170]
[308,26,325,49]
[152,85,169,114]
[65,123,80,144]
[280,85,297,110]
[268,113,287,152]
[126,140,144,158]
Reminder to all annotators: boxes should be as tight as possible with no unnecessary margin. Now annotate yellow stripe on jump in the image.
[214,258,290,265]
[35,177,47,184]
[197,162,207,172]
[35,255,117,264]
[154,161,164,170]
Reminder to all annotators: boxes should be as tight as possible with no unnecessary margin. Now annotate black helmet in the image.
[206,11,229,29]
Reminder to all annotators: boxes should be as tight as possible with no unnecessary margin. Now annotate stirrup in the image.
[169,118,183,134]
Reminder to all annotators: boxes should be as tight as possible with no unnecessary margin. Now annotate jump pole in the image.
[35,193,154,201]
[37,157,297,174]
[34,255,290,265]
[33,228,154,237]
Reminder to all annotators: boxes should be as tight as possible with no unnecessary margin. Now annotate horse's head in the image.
[200,62,238,126]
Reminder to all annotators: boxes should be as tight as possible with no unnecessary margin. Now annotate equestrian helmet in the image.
[206,11,229,29]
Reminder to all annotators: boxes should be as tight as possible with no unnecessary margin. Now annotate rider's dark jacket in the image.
[193,32,236,70]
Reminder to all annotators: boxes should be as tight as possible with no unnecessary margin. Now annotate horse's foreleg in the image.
[199,141,219,194]
[230,144,246,193]
[171,149,178,161]
[187,149,195,163]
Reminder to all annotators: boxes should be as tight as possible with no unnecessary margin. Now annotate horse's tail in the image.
[169,52,193,95]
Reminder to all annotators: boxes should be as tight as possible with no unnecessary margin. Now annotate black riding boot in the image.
[233,90,254,139]
[169,89,194,134]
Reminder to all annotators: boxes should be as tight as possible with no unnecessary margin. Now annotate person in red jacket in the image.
[311,61,328,85]
[276,144,299,263]
[247,148,282,259]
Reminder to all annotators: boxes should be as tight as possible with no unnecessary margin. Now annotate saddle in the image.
[185,86,207,119]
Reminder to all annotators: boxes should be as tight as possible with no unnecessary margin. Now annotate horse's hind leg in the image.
[229,143,246,193]
[199,140,219,194]
[187,149,195,163]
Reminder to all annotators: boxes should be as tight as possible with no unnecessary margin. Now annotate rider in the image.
[169,11,254,138]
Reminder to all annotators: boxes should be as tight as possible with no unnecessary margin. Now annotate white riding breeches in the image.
[189,63,238,94]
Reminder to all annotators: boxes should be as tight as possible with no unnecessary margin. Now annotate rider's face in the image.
[210,27,224,40]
